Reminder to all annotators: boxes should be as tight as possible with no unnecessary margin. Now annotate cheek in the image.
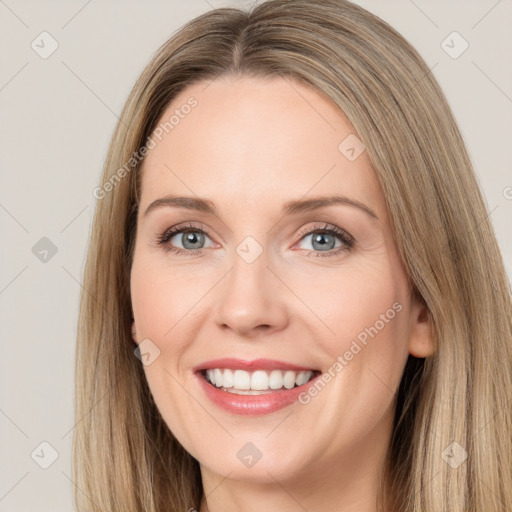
[130,254,206,452]
[300,261,411,433]
[294,270,409,451]
[299,258,410,405]
[130,253,212,344]
[130,251,227,432]
[292,258,406,350]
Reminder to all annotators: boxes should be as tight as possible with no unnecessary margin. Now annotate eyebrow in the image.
[143,195,378,221]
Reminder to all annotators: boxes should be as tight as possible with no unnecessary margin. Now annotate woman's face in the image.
[130,75,432,489]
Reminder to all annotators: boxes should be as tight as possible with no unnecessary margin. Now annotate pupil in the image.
[313,233,334,251]
[183,231,204,249]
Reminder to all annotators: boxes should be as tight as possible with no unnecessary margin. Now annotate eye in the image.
[156,223,216,254]
[294,223,354,257]
[155,222,354,257]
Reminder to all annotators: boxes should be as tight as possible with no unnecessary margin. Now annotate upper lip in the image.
[192,358,319,373]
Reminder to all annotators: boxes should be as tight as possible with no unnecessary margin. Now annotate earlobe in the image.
[131,321,138,344]
[408,300,435,358]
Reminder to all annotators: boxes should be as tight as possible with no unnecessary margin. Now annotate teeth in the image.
[204,368,315,392]
[295,370,309,386]
[223,368,234,388]
[251,370,268,390]
[214,369,223,387]
[283,370,296,389]
[269,370,284,389]
[233,369,251,390]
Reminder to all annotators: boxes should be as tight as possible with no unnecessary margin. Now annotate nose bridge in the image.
[214,234,287,334]
[228,234,272,306]
[233,236,269,287]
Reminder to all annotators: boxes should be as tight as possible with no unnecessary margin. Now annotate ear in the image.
[131,321,138,344]
[408,295,435,358]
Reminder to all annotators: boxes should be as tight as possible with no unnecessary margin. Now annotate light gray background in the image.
[1,1,511,510]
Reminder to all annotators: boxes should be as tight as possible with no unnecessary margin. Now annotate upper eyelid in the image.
[165,222,343,236]
[296,222,352,239]
[168,221,226,245]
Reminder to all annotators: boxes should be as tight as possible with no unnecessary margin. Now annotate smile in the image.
[202,368,318,395]
[193,358,321,415]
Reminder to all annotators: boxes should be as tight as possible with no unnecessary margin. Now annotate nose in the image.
[214,245,289,338]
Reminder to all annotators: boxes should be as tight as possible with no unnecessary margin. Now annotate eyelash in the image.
[155,222,355,257]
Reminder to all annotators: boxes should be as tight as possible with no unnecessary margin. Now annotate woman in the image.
[74,1,512,511]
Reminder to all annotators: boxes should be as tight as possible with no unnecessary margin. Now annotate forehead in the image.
[139,75,384,217]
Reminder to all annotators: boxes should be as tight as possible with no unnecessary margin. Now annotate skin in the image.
[130,75,434,512]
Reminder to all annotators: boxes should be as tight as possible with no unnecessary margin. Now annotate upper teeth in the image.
[205,368,315,391]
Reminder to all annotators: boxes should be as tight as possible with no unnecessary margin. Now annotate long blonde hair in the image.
[73,1,512,510]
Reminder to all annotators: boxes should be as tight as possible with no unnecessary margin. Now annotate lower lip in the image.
[195,371,320,416]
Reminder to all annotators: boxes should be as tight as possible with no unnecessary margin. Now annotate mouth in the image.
[199,368,321,395]
[193,358,322,415]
